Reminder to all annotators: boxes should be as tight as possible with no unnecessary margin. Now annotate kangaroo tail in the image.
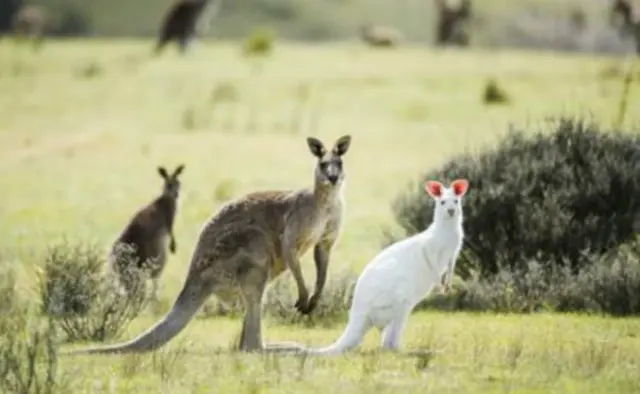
[306,315,370,356]
[61,283,208,356]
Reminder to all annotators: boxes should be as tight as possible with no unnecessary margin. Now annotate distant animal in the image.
[11,4,48,48]
[304,179,469,355]
[434,0,472,47]
[154,0,223,55]
[610,0,640,54]
[63,135,352,356]
[359,23,403,48]
[109,165,185,302]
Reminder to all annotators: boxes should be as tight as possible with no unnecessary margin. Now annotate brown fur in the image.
[359,24,403,48]
[11,5,47,47]
[610,0,640,54]
[155,0,223,55]
[434,0,472,47]
[63,135,352,355]
[109,165,185,301]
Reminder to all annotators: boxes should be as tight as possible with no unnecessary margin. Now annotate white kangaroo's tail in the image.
[306,315,370,356]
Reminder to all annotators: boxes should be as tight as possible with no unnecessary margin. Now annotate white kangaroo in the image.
[307,179,469,355]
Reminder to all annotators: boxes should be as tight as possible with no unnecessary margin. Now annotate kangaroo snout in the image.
[327,175,339,184]
[447,208,455,217]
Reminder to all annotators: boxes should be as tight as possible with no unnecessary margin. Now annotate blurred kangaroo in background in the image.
[11,4,48,48]
[109,165,185,302]
[64,135,352,356]
[154,0,224,55]
[610,0,640,54]
[359,23,403,48]
[434,0,473,47]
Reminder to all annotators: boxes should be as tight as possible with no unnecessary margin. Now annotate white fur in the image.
[308,180,468,355]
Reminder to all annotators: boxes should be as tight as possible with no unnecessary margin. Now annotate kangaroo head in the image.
[306,135,352,188]
[425,179,469,222]
[157,164,185,199]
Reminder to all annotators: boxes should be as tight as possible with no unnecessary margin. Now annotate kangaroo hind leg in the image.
[380,313,409,352]
[234,253,270,353]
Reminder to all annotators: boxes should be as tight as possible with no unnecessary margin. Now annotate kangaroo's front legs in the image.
[301,238,334,314]
[281,230,310,313]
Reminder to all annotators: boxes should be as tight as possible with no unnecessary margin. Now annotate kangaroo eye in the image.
[440,201,446,205]
[453,199,458,204]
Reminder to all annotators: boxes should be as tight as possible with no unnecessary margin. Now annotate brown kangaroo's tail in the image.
[61,283,208,356]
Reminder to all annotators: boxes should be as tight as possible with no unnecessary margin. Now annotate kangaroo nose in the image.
[447,208,455,217]
[327,175,339,184]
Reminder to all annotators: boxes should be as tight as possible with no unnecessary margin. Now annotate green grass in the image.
[1,39,639,393]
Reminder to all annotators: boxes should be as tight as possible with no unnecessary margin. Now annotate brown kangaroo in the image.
[109,165,185,302]
[11,4,48,48]
[63,135,352,355]
[154,0,223,55]
[610,0,640,54]
[434,0,472,47]
[359,23,403,48]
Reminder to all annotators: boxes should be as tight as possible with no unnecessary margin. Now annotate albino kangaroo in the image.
[306,179,469,355]
[63,135,352,355]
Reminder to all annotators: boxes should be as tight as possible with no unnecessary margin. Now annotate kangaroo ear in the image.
[451,179,469,196]
[173,164,185,177]
[332,135,352,156]
[157,166,169,179]
[306,137,326,158]
[425,181,444,198]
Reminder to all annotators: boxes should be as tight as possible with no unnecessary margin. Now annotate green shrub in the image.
[419,238,640,316]
[262,269,357,327]
[37,241,149,343]
[198,269,358,327]
[242,27,275,57]
[482,78,509,104]
[0,260,63,394]
[391,117,640,279]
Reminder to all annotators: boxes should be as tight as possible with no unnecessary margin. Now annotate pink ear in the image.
[424,181,443,198]
[451,179,469,196]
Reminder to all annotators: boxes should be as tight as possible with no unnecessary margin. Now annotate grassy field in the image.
[1,38,640,393]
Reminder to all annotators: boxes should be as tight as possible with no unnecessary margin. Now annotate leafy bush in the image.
[37,241,149,343]
[262,269,357,327]
[242,27,275,57]
[482,78,509,105]
[199,269,358,327]
[50,3,92,37]
[392,117,640,279]
[419,238,640,316]
[0,260,63,394]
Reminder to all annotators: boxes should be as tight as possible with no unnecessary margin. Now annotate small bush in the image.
[50,4,92,37]
[37,241,148,343]
[391,117,640,279]
[482,78,509,104]
[0,261,63,394]
[210,81,239,104]
[242,27,275,57]
[197,270,357,326]
[262,270,357,327]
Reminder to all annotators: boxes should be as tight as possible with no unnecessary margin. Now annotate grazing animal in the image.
[359,23,403,48]
[305,179,469,355]
[155,0,223,55]
[434,0,472,47]
[610,0,640,54]
[109,165,185,301]
[63,135,352,356]
[11,4,48,48]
